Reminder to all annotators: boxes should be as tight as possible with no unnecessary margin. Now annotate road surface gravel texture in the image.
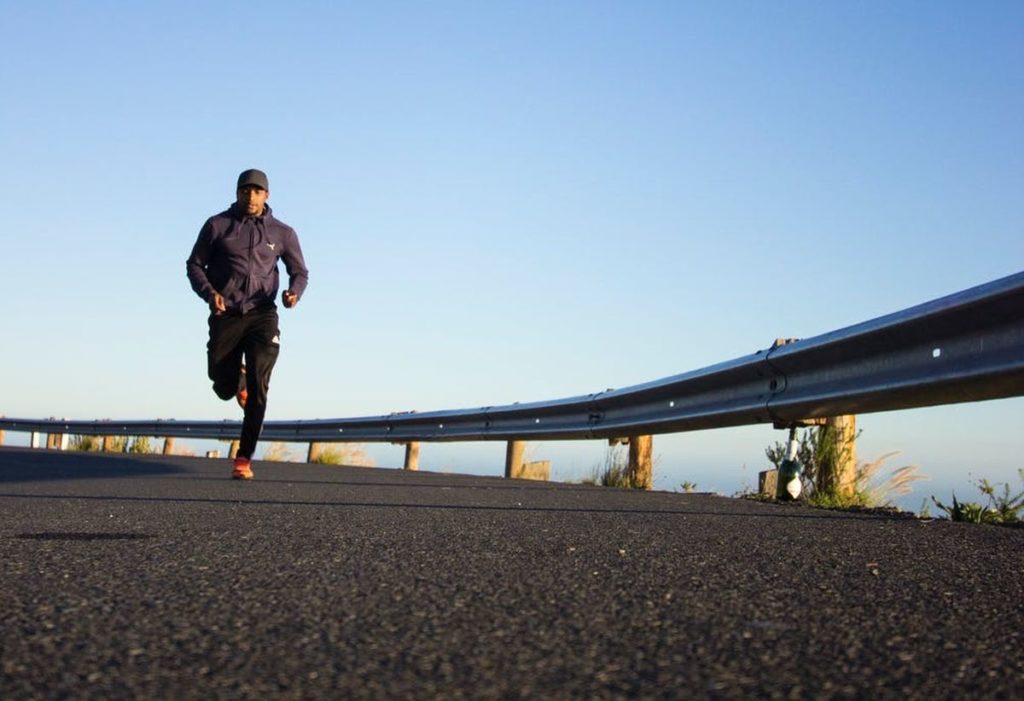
[0,447,1021,700]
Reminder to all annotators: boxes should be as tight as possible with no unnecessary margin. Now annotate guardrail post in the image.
[838,416,857,497]
[403,442,420,471]
[504,440,525,479]
[102,436,115,452]
[31,432,41,449]
[628,435,653,489]
[162,437,175,456]
[820,415,857,498]
[307,442,323,463]
[0,427,5,446]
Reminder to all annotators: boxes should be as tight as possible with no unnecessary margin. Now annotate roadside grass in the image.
[257,441,375,466]
[582,445,648,489]
[762,426,1022,528]
[262,442,297,462]
[765,427,926,510]
[69,435,155,454]
[311,444,375,467]
[931,469,1024,527]
[127,437,156,454]
[69,435,103,452]
[805,452,926,510]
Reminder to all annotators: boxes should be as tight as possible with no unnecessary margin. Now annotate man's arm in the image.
[186,221,225,312]
[279,228,309,308]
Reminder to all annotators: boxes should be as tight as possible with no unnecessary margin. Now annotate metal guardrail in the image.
[3,271,1024,444]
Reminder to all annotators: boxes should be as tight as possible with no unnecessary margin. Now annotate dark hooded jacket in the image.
[187,203,308,314]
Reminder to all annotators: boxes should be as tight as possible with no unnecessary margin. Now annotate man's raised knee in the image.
[212,383,236,401]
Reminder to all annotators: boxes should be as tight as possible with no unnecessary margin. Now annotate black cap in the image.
[237,168,269,191]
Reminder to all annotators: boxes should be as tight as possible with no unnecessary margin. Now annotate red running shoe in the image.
[232,456,253,480]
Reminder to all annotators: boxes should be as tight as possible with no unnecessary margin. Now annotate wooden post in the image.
[47,433,59,450]
[0,428,5,446]
[831,415,857,498]
[504,440,525,479]
[403,442,420,471]
[814,415,857,498]
[307,442,323,463]
[162,437,175,456]
[628,435,653,489]
[759,469,779,498]
[229,440,240,459]
[102,436,115,452]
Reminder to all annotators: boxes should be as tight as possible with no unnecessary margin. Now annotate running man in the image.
[186,168,309,479]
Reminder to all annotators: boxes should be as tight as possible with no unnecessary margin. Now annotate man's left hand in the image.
[282,290,299,308]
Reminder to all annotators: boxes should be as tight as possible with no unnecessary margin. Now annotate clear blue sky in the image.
[2,1,1022,508]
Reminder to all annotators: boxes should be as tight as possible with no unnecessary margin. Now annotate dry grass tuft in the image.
[856,452,928,506]
[262,442,297,462]
[808,451,926,509]
[312,444,375,467]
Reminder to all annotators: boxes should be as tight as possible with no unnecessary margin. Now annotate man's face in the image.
[236,185,269,216]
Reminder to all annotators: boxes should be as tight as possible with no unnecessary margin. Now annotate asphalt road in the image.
[1,446,1021,700]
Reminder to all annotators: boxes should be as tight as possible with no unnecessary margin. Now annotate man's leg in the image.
[237,308,281,460]
[207,314,245,401]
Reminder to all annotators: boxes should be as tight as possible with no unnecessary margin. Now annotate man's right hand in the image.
[209,292,227,314]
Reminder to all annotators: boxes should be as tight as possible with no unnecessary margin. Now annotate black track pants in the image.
[207,306,280,459]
